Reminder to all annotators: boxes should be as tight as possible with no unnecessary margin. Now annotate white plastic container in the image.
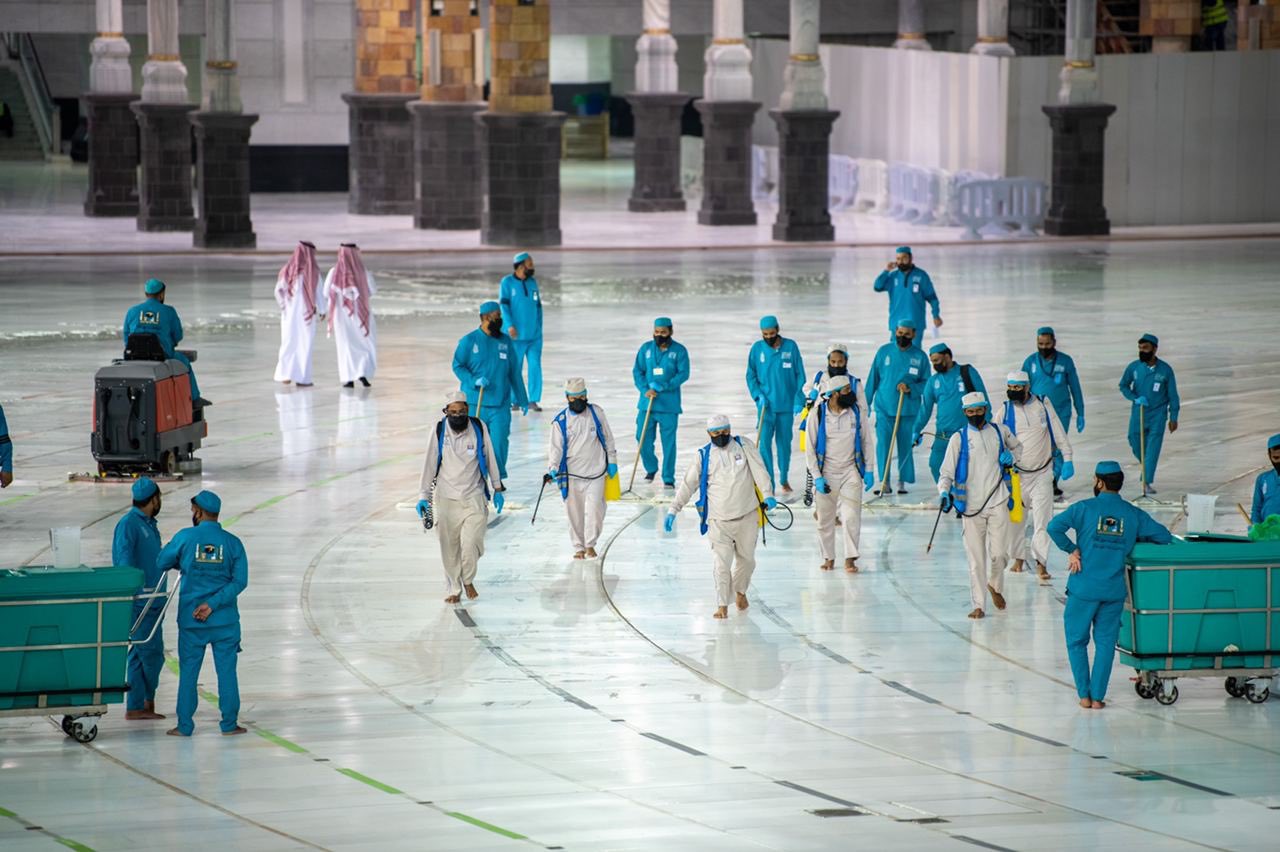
[49,526,82,568]
[1185,494,1218,534]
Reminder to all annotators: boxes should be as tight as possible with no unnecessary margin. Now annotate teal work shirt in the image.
[157,520,249,630]
[451,327,530,411]
[914,362,988,438]
[632,339,690,415]
[1252,469,1280,524]
[745,337,806,414]
[1119,358,1180,422]
[1021,350,1084,427]
[865,342,929,418]
[0,403,11,473]
[112,507,164,610]
[873,265,940,332]
[498,273,543,341]
[123,296,184,357]
[1047,492,1172,602]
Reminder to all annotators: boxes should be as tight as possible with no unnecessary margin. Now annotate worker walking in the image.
[500,252,544,412]
[804,342,852,407]
[1002,371,1073,582]
[273,240,324,387]
[1250,433,1280,524]
[866,319,929,493]
[938,392,1021,619]
[745,315,806,497]
[914,342,988,484]
[665,415,776,619]
[632,317,691,488]
[452,301,529,480]
[1021,326,1085,500]
[546,378,618,560]
[123,278,205,405]
[873,246,941,337]
[324,243,378,388]
[158,490,249,737]
[417,391,505,604]
[0,402,12,488]
[113,477,166,720]
[1048,461,1172,708]
[805,375,875,573]
[1118,333,1180,493]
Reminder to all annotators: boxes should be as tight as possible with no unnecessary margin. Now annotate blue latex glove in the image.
[663,513,675,533]
[911,431,922,447]
[863,472,874,491]
[474,377,488,389]
[1135,395,1148,407]
[939,493,953,513]
[416,499,430,517]
[1061,461,1075,481]
[793,404,804,416]
[493,491,505,514]
[648,381,662,392]
[1076,414,1085,432]
[815,476,830,494]
[999,449,1013,466]
[807,388,819,403]
[607,463,618,478]
[763,497,778,511]
[546,467,558,482]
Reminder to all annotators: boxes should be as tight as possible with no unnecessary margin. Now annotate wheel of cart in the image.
[59,712,104,742]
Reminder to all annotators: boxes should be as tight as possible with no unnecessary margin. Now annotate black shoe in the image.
[644,472,656,483]
[1053,486,1064,498]
[359,377,370,387]
[511,404,520,412]
[342,381,354,388]
[530,402,543,412]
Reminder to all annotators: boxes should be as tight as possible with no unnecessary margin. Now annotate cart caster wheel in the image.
[1134,680,1156,699]
[1155,684,1179,706]
[161,450,178,476]
[65,720,98,743]
[60,715,74,734]
[1225,677,1246,698]
[1244,683,1270,704]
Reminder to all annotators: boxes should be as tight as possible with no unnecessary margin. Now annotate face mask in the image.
[654,335,671,347]
[764,335,780,348]
[1093,484,1102,497]
[1006,389,1026,403]
[711,433,731,448]
[836,392,855,409]
[568,398,588,414]
[967,413,986,428]
[447,413,469,431]
[1038,346,1056,358]
[827,363,847,376]
[485,319,501,336]
[1138,350,1154,363]
[895,335,912,349]
[1272,461,1280,475]
[191,513,200,527]
[525,267,535,278]
[897,262,911,272]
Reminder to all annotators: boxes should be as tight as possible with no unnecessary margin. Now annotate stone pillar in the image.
[133,0,193,232]
[85,0,138,217]
[1042,0,1115,237]
[190,0,257,248]
[971,0,1015,56]
[696,0,760,226]
[894,0,931,50]
[771,0,838,242]
[627,0,688,213]
[479,0,565,246]
[140,0,188,103]
[409,0,485,230]
[345,0,417,215]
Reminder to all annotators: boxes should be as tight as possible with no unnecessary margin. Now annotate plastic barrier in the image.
[853,158,889,214]
[953,178,1049,239]
[938,170,991,226]
[889,163,947,225]
[828,155,858,211]
[751,145,780,203]
[750,146,859,211]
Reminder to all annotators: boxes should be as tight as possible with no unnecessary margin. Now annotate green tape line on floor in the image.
[56,839,96,852]
[255,729,308,754]
[0,494,33,506]
[1,805,96,852]
[336,768,404,795]
[446,811,528,840]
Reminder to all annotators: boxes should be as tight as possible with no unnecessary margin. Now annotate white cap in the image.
[821,374,851,396]
[444,391,467,405]
[827,342,849,356]
[961,391,988,409]
[1006,370,1030,385]
[706,413,730,431]
[564,377,587,395]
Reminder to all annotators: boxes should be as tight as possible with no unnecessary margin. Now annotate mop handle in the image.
[1139,403,1147,496]
[629,395,655,492]
[878,388,906,495]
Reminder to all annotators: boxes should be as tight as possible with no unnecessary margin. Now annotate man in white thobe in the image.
[938,392,1022,619]
[805,374,875,573]
[546,377,617,560]
[418,391,505,603]
[325,242,377,388]
[666,414,776,619]
[274,240,324,386]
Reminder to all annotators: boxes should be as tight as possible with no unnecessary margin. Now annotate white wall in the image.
[550,35,612,84]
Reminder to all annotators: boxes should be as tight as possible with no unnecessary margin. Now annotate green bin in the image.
[0,565,144,710]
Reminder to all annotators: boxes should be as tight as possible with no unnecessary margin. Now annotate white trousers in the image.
[707,512,760,607]
[436,495,488,595]
[962,502,1010,610]
[563,476,606,551]
[1005,469,1054,567]
[815,467,864,561]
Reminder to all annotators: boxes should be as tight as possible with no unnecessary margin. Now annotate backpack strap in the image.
[960,363,976,394]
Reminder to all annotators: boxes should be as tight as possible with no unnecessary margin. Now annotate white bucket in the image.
[1185,494,1218,533]
[49,526,82,568]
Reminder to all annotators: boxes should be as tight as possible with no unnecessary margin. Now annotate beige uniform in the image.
[670,437,772,606]
[938,423,1022,610]
[547,404,618,552]
[419,418,502,595]
[1001,398,1072,567]
[804,396,875,562]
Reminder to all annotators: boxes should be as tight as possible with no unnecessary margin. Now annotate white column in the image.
[140,0,189,103]
[971,0,1015,56]
[894,0,931,51]
[703,0,753,101]
[89,0,132,93]
[779,0,826,111]
[635,0,679,93]
[1058,0,1099,104]
[201,0,241,112]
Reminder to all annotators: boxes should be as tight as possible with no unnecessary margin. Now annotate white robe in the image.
[273,273,324,384]
[324,268,377,384]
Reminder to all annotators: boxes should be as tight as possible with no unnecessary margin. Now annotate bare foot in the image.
[1009,559,1025,573]
[1091,700,1105,709]
[464,584,479,600]
[835,517,842,526]
[573,551,586,560]
[125,709,165,720]
[222,726,248,736]
[1037,562,1052,581]
[165,727,189,737]
[444,594,461,604]
[781,483,793,494]
[968,608,985,619]
[988,585,1006,610]
[820,559,835,571]
[1079,697,1093,709]
[713,606,729,619]
[844,558,858,573]
[736,592,749,611]
[281,379,291,384]
[585,547,598,559]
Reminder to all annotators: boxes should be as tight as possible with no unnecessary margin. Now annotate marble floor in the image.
[0,240,1278,851]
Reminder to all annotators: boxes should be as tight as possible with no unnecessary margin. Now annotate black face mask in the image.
[447,413,469,431]
[525,267,535,278]
[895,335,912,349]
[836,392,856,409]
[191,513,200,527]
[897,262,912,272]
[568,398,588,414]
[1038,346,1056,358]
[654,335,671,348]
[967,413,986,428]
[1272,460,1280,475]
[1007,389,1026,403]
[827,363,847,376]
[711,433,732,448]
[764,336,781,348]
[485,320,502,336]
[1093,484,1102,497]
[1138,349,1154,363]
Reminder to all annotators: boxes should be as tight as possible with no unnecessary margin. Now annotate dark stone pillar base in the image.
[1041,103,1117,237]
[694,99,761,226]
[83,93,139,217]
[478,111,567,247]
[342,92,416,215]
[131,101,196,232]
[408,100,485,230]
[770,109,840,242]
[190,112,258,249]
[626,92,689,213]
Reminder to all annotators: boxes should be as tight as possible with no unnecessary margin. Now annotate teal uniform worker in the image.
[632,317,691,487]
[158,491,249,736]
[1118,333,1180,493]
[865,319,929,492]
[1021,326,1085,497]
[499,252,544,412]
[1250,433,1280,523]
[873,246,942,337]
[745,315,806,496]
[1048,461,1171,708]
[0,402,12,488]
[452,301,529,480]
[122,278,205,405]
[113,477,166,720]
[913,342,988,483]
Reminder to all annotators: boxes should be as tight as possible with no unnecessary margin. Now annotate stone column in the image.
[344,0,417,215]
[770,0,838,242]
[1041,0,1115,236]
[971,0,1015,56]
[408,0,485,230]
[132,0,194,232]
[894,0,931,50]
[190,0,257,248]
[627,0,689,212]
[695,0,760,226]
[478,0,565,246]
[84,0,138,217]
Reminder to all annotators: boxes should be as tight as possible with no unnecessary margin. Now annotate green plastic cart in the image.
[1118,536,1279,705]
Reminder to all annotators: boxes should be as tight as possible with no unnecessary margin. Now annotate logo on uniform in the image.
[195,543,225,564]
[140,310,160,325]
[1096,516,1125,537]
